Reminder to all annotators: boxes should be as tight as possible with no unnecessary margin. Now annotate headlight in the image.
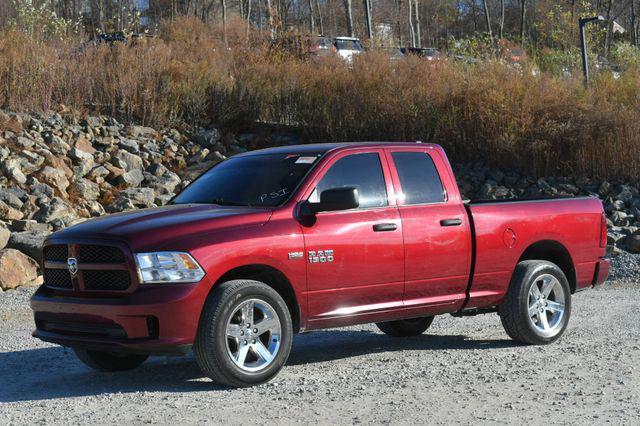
[135,252,205,284]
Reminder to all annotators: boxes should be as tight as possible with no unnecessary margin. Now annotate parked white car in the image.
[333,37,364,63]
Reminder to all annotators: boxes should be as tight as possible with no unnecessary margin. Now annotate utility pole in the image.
[579,16,606,85]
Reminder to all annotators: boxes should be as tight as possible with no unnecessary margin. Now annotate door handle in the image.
[440,218,462,227]
[373,223,398,232]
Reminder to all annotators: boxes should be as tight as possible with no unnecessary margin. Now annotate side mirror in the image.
[316,187,360,212]
[299,187,360,218]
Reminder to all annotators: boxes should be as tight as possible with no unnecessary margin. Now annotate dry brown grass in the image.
[1,18,639,182]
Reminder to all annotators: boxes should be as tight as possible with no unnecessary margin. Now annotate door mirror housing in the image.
[299,187,360,217]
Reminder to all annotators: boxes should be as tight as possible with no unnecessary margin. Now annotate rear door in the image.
[385,147,471,310]
[300,149,404,321]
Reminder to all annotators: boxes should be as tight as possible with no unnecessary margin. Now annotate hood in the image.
[52,204,273,251]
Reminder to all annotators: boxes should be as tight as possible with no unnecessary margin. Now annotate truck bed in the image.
[463,196,605,309]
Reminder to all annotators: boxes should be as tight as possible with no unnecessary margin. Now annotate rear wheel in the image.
[195,280,293,387]
[73,348,148,372]
[499,260,572,345]
[376,316,435,337]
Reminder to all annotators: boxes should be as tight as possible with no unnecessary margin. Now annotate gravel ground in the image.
[1,264,639,425]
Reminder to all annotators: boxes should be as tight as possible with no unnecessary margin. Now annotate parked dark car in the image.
[401,47,441,60]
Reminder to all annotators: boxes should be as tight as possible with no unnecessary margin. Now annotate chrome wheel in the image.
[527,274,566,338]
[225,298,282,372]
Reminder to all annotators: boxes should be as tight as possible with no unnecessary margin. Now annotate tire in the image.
[73,348,148,372]
[499,260,572,345]
[376,316,435,337]
[194,279,293,387]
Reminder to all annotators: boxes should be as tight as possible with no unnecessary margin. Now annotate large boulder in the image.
[127,125,157,139]
[625,235,640,254]
[73,178,100,201]
[0,249,39,290]
[0,112,25,134]
[0,223,9,250]
[117,169,144,187]
[0,189,24,210]
[38,166,70,195]
[0,200,23,221]
[114,150,144,172]
[143,170,181,195]
[1,158,27,184]
[194,128,222,148]
[107,188,155,212]
[32,197,76,224]
[7,230,48,264]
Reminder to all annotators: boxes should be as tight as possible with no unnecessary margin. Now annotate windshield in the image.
[171,153,322,207]
[335,40,363,51]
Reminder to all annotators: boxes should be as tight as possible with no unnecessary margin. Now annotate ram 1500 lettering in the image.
[31,143,610,386]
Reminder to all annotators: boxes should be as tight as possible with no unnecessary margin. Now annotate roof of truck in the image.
[235,142,440,157]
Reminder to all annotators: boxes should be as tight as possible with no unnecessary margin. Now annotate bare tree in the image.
[363,0,373,39]
[266,0,275,40]
[221,0,227,45]
[408,0,416,47]
[316,0,325,34]
[246,0,252,40]
[414,0,421,47]
[308,0,315,33]
[499,0,505,39]
[520,0,526,45]
[395,0,404,46]
[604,0,614,57]
[344,0,354,36]
[632,0,638,45]
[482,0,493,42]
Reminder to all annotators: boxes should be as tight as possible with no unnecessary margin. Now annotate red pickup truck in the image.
[31,143,610,387]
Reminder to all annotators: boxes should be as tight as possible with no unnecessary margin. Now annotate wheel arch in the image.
[517,240,577,293]
[213,264,302,333]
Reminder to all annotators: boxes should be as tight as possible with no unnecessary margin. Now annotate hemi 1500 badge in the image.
[308,250,334,263]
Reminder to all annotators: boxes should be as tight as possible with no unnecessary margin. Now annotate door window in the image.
[391,152,445,205]
[310,153,388,209]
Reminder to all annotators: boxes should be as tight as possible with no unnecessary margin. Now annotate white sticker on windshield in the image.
[295,156,317,164]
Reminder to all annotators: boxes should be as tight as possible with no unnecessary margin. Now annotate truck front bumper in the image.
[30,276,213,356]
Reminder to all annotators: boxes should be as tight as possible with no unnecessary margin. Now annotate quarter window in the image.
[391,152,445,205]
[311,153,388,209]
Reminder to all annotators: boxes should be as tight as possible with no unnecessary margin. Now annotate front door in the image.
[300,149,404,323]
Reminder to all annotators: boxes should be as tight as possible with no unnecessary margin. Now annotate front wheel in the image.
[499,260,572,345]
[194,280,293,387]
[73,348,148,372]
[376,316,435,337]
